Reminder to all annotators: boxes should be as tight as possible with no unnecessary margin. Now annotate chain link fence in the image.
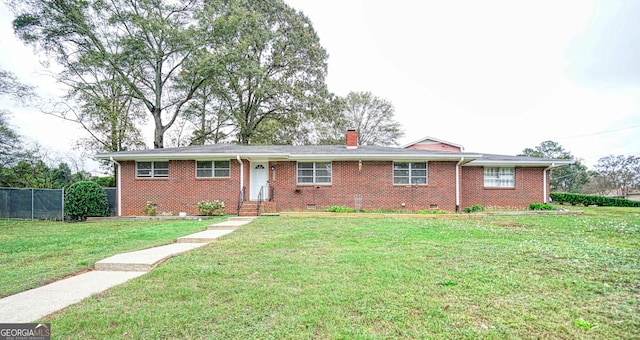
[0,187,117,220]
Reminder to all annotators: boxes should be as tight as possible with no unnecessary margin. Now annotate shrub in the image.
[64,181,110,221]
[463,205,485,213]
[143,201,157,216]
[529,203,555,211]
[197,200,225,216]
[326,205,356,213]
[550,192,640,207]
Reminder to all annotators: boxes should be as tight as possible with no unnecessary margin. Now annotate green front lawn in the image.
[41,207,640,338]
[0,218,219,297]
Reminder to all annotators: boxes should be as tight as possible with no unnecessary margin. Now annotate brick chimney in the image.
[346,129,358,149]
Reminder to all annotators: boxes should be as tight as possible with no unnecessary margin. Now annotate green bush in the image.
[529,203,555,210]
[463,205,485,213]
[550,192,640,207]
[65,181,110,221]
[326,206,357,213]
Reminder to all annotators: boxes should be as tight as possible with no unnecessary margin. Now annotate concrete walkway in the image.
[0,217,256,323]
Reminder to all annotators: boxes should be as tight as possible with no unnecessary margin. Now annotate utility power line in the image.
[557,125,640,140]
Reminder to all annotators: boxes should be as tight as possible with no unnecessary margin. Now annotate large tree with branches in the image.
[10,0,228,148]
[519,140,589,192]
[197,0,329,145]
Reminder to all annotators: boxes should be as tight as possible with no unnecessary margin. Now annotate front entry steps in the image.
[238,201,259,216]
[238,201,279,216]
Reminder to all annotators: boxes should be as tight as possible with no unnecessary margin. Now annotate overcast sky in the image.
[1,0,639,171]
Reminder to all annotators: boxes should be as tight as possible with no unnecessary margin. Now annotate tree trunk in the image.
[153,108,164,148]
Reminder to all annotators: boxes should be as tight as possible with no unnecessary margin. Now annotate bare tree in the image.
[315,91,404,146]
[592,155,640,198]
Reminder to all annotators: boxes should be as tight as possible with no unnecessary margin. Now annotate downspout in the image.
[455,157,464,213]
[236,155,244,192]
[543,163,554,203]
[110,157,122,217]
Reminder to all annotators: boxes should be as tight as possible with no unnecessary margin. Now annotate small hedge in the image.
[529,203,555,211]
[550,192,640,207]
[65,181,110,221]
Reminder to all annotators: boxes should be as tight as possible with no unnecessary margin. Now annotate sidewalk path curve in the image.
[0,217,255,323]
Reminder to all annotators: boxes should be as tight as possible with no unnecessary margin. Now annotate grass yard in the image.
[38,208,640,338]
[0,218,218,297]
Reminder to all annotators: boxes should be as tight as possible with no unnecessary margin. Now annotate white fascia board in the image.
[96,153,290,161]
[464,159,574,167]
[98,152,484,162]
[287,153,482,162]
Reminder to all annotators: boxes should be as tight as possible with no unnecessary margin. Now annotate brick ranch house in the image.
[97,130,572,216]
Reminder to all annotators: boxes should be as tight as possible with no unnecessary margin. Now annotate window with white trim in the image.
[297,162,332,184]
[136,161,169,178]
[196,160,230,178]
[393,162,428,184]
[484,167,515,187]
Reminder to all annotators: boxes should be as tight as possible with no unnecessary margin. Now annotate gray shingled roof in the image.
[96,144,573,167]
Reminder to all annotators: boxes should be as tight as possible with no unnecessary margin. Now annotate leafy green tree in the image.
[200,0,329,144]
[3,159,52,188]
[519,140,589,192]
[0,111,24,169]
[93,176,116,187]
[10,0,226,148]
[315,91,404,146]
[591,154,640,198]
[0,70,35,168]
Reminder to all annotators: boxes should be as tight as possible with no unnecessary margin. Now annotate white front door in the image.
[250,161,269,200]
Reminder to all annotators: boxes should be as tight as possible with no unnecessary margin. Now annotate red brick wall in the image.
[461,167,547,209]
[116,160,550,215]
[346,130,358,148]
[269,160,458,212]
[118,160,241,216]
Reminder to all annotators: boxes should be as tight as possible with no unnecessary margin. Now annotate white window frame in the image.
[297,162,332,185]
[484,167,515,188]
[196,160,231,178]
[393,162,428,185]
[136,161,169,178]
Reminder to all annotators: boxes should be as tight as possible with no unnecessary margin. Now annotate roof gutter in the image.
[109,157,122,217]
[455,157,464,213]
[236,155,244,193]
